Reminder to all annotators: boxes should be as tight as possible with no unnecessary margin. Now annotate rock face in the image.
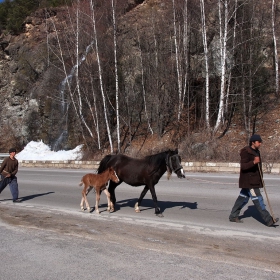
[0,7,75,151]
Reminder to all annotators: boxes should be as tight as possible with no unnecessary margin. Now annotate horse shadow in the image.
[239,205,279,227]
[106,198,197,213]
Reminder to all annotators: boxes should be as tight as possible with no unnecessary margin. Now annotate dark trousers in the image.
[0,175,19,200]
[229,188,272,225]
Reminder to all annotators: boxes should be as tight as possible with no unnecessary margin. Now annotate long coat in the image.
[239,146,263,189]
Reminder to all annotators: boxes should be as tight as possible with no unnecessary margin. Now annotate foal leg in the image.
[82,186,91,212]
[135,185,149,213]
[95,190,101,214]
[80,196,85,211]
[80,186,93,211]
[104,189,113,212]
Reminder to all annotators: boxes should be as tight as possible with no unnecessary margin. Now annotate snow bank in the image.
[16,140,83,161]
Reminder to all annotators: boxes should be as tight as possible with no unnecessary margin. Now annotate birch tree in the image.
[111,0,120,152]
[214,0,228,133]
[200,0,210,129]
[271,0,279,95]
[90,0,113,153]
[172,0,183,120]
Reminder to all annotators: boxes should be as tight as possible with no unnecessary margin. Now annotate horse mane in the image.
[144,151,172,178]
[97,155,113,174]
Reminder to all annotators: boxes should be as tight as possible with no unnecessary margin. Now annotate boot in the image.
[267,217,279,227]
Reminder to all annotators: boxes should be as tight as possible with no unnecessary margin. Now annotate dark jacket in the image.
[0,157,18,177]
[239,146,262,189]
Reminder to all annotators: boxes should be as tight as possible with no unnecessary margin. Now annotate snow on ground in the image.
[16,141,83,161]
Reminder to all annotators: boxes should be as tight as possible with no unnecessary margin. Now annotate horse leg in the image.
[108,181,119,212]
[135,185,149,213]
[95,190,100,214]
[104,189,113,212]
[149,185,163,217]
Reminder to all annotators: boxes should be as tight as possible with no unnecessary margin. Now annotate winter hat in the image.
[9,148,16,153]
[249,134,262,142]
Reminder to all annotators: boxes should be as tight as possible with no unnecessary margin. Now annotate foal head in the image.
[108,167,120,183]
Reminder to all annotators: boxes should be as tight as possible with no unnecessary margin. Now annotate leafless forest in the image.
[1,0,279,161]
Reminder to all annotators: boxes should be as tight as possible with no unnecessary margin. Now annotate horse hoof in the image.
[156,213,164,218]
[135,209,141,213]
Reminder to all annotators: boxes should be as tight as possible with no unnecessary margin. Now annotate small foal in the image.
[79,167,119,213]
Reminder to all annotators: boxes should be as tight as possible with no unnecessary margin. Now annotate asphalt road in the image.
[0,168,280,279]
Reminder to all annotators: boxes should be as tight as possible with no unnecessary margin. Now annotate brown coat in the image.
[0,157,18,177]
[239,146,263,189]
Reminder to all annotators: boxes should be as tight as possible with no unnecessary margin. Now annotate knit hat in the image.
[9,148,16,153]
[249,134,262,142]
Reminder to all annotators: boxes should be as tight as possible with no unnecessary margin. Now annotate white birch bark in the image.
[181,0,189,125]
[272,0,279,95]
[214,0,228,133]
[172,0,183,120]
[225,0,237,115]
[111,0,120,152]
[200,0,210,129]
[90,0,113,153]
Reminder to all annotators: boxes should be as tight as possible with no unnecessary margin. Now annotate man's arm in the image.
[240,149,258,171]
[0,158,8,174]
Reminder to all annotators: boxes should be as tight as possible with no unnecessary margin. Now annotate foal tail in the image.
[79,181,83,187]
[97,155,113,174]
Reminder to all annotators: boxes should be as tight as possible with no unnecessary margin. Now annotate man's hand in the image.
[253,156,260,164]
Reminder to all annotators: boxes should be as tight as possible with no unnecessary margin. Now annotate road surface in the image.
[0,168,279,279]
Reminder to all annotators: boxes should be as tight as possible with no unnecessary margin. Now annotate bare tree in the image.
[200,0,210,129]
[271,0,279,95]
[214,0,229,133]
[90,0,113,153]
[111,0,121,152]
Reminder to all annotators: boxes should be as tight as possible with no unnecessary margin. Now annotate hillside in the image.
[0,0,280,162]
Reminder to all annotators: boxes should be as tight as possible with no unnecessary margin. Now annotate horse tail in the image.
[97,155,112,174]
[79,181,83,187]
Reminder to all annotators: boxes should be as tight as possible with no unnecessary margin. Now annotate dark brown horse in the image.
[97,149,185,216]
[79,167,119,214]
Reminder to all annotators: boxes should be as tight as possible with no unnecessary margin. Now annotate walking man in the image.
[0,148,21,202]
[229,134,278,226]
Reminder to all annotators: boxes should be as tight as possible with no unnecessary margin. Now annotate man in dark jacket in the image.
[229,134,279,227]
[0,148,21,202]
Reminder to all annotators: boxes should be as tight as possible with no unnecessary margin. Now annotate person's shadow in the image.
[0,192,55,202]
[20,192,55,202]
[240,205,279,227]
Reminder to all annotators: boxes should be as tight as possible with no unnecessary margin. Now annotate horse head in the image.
[166,149,185,179]
[108,167,120,183]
